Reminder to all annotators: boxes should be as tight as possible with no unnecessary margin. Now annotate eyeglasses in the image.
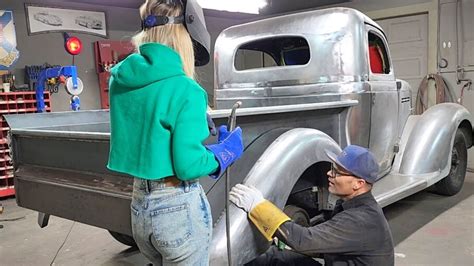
[330,164,352,177]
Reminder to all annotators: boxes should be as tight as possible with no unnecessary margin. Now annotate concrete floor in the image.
[1,172,473,266]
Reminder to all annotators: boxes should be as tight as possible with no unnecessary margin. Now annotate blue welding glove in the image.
[206,127,244,179]
[217,125,231,142]
[207,113,217,136]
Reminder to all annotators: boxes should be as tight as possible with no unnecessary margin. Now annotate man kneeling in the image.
[230,145,394,266]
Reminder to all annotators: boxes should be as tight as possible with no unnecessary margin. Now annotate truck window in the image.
[368,32,390,74]
[235,36,310,71]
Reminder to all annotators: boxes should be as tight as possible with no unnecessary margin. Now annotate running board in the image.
[372,172,441,207]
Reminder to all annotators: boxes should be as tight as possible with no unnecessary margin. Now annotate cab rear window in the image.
[234,36,310,71]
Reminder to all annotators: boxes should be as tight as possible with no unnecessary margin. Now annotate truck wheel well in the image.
[286,161,330,218]
[459,120,473,148]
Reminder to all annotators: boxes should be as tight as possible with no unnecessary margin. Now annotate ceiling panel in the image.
[262,0,351,15]
[63,0,351,14]
[63,0,141,8]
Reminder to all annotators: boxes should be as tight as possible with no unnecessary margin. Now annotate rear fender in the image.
[210,128,340,265]
[396,103,473,180]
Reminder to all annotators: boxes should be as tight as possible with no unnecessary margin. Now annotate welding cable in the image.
[458,81,472,105]
[0,216,26,222]
[50,221,75,266]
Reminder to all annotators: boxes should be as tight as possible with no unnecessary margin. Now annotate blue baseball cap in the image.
[325,145,380,183]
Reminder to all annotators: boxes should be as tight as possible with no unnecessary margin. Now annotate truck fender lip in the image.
[396,103,473,176]
[211,128,341,265]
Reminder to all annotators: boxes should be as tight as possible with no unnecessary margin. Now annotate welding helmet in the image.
[142,0,211,66]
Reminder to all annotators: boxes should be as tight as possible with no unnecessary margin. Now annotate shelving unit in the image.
[0,91,51,197]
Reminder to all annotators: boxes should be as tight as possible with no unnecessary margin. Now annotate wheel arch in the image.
[210,128,341,265]
[458,119,473,148]
[398,103,473,177]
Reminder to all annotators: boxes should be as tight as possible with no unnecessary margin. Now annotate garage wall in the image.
[0,0,250,111]
[322,0,433,11]
[1,0,139,111]
[196,15,254,106]
[438,0,474,170]
[376,14,428,101]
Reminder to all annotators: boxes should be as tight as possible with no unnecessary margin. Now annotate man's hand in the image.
[229,184,265,212]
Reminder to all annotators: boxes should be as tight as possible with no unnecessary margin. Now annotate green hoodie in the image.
[107,43,218,180]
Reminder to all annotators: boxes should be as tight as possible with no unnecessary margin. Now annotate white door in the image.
[376,14,428,102]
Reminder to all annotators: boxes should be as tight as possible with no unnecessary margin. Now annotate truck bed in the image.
[6,101,357,236]
[15,165,134,235]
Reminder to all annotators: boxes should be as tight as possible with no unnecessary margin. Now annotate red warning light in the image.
[65,36,82,55]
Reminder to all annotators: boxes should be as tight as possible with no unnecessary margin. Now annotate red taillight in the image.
[65,36,82,55]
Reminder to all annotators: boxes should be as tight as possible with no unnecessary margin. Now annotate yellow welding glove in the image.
[230,184,291,241]
[248,200,291,241]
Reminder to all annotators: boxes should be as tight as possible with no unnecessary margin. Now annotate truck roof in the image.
[214,7,383,90]
[220,7,382,38]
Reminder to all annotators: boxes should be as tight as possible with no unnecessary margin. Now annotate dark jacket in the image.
[277,191,394,266]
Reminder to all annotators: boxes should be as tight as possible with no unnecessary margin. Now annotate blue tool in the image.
[35,65,84,112]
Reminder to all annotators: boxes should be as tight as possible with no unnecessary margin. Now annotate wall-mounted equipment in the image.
[35,66,83,112]
[64,35,83,56]
[94,40,134,109]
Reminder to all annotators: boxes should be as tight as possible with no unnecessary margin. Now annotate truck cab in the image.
[214,8,411,178]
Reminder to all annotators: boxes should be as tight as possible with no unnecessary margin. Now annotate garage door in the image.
[376,14,428,101]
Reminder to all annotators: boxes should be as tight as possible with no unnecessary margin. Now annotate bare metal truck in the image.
[6,8,473,265]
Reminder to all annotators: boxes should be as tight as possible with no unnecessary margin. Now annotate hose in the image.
[415,74,456,115]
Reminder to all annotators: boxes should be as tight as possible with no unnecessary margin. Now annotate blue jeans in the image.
[131,178,212,265]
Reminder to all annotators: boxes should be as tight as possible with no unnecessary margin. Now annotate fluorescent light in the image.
[197,0,268,14]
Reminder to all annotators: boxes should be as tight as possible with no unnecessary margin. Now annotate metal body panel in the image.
[210,129,341,265]
[14,166,133,235]
[6,103,352,237]
[214,8,382,90]
[396,80,413,138]
[4,110,109,130]
[372,103,471,207]
[367,82,399,175]
[213,7,403,176]
[441,72,474,170]
[399,103,473,178]
[218,85,374,151]
[373,172,433,208]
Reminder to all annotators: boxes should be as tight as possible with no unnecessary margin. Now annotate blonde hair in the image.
[133,0,195,78]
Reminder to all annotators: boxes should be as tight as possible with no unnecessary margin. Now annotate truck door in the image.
[366,27,399,176]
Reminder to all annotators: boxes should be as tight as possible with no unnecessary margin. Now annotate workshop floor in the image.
[1,172,473,266]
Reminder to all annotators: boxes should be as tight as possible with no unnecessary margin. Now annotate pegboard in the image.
[94,40,134,109]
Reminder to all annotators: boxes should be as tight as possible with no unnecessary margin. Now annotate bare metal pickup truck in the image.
[6,7,473,265]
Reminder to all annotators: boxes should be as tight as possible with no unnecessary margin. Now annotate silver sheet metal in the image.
[210,128,341,265]
[5,100,357,140]
[214,7,383,89]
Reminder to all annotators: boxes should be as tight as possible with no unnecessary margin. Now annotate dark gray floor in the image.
[1,172,473,265]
